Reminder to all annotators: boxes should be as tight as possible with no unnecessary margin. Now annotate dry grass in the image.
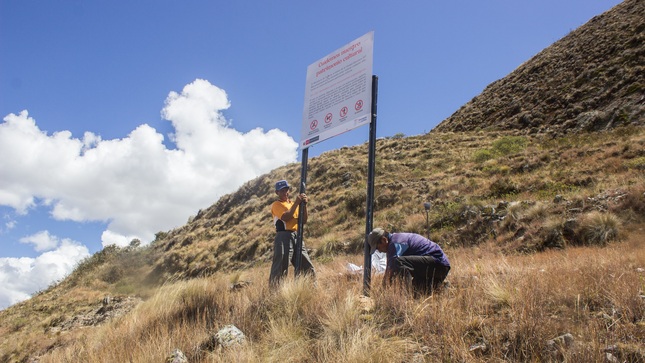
[142,127,645,277]
[25,230,644,363]
[576,211,621,246]
[3,128,645,362]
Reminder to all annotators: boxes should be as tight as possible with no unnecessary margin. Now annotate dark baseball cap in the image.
[275,180,290,191]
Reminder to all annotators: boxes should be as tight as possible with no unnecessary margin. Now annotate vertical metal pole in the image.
[363,75,378,296]
[426,209,430,240]
[424,202,431,240]
[295,147,309,275]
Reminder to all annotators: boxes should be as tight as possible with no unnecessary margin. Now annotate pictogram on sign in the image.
[355,100,364,111]
[340,106,348,118]
[325,113,333,123]
[310,120,318,130]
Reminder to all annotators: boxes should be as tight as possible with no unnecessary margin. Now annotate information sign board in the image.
[300,31,374,149]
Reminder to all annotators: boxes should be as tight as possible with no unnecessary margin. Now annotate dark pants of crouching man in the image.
[269,231,316,287]
[391,255,450,293]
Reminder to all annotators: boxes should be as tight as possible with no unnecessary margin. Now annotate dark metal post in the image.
[363,75,378,296]
[295,147,309,275]
[424,202,431,240]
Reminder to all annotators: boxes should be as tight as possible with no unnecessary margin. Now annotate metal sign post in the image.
[294,148,308,274]
[362,75,378,296]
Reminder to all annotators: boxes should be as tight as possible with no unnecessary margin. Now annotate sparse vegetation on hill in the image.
[435,0,644,135]
[1,0,644,362]
[2,127,643,362]
[148,127,644,281]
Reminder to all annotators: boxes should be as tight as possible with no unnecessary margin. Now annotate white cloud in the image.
[0,239,89,309]
[2,214,16,232]
[0,79,299,249]
[19,230,59,252]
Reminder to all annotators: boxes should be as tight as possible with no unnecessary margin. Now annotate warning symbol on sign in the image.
[310,120,318,130]
[340,106,348,118]
[325,113,333,123]
[355,100,364,111]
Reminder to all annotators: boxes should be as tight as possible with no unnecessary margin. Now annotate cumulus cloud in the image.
[0,238,89,309]
[0,79,299,309]
[19,230,59,252]
[0,79,299,248]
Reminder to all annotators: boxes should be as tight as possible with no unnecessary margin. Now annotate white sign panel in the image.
[300,31,374,149]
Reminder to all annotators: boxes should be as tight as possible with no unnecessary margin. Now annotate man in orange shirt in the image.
[269,179,316,287]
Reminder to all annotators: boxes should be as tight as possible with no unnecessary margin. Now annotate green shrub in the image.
[474,136,528,163]
[625,157,645,170]
[491,136,528,156]
[474,149,495,163]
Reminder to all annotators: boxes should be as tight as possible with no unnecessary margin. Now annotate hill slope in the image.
[434,0,644,135]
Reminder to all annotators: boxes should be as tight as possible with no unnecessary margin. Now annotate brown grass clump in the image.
[576,211,621,246]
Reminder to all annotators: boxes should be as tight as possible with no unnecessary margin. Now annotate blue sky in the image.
[0,0,623,308]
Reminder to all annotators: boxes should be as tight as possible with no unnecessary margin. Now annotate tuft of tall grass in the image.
[484,277,514,309]
[576,211,621,246]
[540,217,567,249]
[524,202,549,221]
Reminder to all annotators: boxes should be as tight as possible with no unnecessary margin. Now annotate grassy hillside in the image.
[435,0,644,135]
[146,127,645,282]
[1,127,643,362]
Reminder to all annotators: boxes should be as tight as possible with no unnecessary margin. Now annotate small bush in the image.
[489,177,519,198]
[611,185,645,222]
[344,190,366,217]
[625,156,645,170]
[474,149,495,163]
[539,217,566,249]
[524,202,549,221]
[576,211,621,246]
[492,136,528,156]
[153,231,168,243]
[67,245,121,285]
[475,136,529,163]
[102,266,125,284]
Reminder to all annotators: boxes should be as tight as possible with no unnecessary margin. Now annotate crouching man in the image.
[368,228,450,294]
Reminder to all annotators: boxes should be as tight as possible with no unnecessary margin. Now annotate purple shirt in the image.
[386,233,450,272]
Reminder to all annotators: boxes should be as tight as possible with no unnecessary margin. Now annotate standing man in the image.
[269,179,316,287]
[368,228,450,294]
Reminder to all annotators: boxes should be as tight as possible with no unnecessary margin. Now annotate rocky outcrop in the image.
[47,295,141,332]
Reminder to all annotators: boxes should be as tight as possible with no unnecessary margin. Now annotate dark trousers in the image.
[269,231,315,287]
[391,255,450,293]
